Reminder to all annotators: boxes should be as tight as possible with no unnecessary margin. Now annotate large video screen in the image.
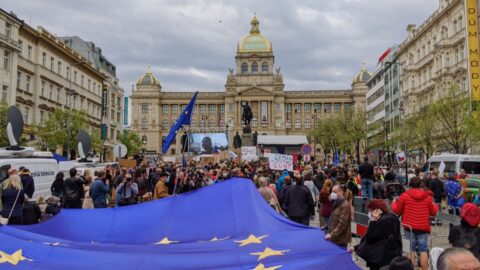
[188,133,228,154]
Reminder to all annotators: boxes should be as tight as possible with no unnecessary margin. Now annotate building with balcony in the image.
[398,0,467,117]
[130,15,369,156]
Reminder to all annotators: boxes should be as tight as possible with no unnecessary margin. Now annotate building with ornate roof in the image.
[130,15,370,157]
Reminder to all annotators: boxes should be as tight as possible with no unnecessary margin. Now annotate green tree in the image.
[404,108,440,159]
[119,131,142,157]
[430,86,473,154]
[35,109,89,154]
[0,101,8,147]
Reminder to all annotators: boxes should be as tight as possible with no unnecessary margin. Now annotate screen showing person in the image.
[189,133,228,154]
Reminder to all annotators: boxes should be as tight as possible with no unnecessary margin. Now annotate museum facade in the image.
[130,15,370,156]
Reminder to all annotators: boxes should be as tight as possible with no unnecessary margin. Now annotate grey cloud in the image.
[1,0,438,94]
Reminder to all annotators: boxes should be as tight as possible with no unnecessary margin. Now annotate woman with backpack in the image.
[448,203,480,259]
[353,199,402,270]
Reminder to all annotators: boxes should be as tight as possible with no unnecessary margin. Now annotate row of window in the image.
[17,40,102,96]
[138,118,227,130]
[285,103,351,114]
[367,87,384,106]
[407,13,464,65]
[141,103,225,114]
[241,62,268,74]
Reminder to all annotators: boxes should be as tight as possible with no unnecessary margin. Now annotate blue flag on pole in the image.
[0,179,359,270]
[333,149,340,166]
[162,91,198,154]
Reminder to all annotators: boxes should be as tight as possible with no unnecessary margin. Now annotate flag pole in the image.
[173,127,189,195]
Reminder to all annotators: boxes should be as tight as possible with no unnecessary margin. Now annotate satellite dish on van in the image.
[7,106,24,149]
[76,130,91,160]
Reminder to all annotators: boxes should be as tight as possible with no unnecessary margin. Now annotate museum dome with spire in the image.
[136,66,161,88]
[238,15,272,53]
[352,64,372,84]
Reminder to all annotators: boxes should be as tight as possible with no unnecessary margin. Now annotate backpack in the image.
[454,226,479,256]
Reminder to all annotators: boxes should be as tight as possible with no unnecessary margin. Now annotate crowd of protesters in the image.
[1,156,480,269]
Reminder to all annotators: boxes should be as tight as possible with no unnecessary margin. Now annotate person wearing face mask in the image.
[153,172,170,200]
[325,184,352,248]
[353,199,402,270]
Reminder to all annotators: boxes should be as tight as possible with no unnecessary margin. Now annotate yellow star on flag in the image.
[250,247,289,261]
[234,234,269,247]
[0,249,28,265]
[252,262,282,270]
[154,237,179,245]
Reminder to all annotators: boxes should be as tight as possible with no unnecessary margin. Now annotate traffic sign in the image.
[301,144,312,155]
[113,144,128,158]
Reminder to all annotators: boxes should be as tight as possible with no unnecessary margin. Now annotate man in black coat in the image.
[63,168,85,209]
[19,168,35,199]
[428,169,445,204]
[282,174,314,226]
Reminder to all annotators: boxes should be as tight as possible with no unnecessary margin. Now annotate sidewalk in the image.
[309,211,452,269]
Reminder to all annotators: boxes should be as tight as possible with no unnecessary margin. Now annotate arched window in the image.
[262,62,268,74]
[241,62,248,74]
[252,62,258,74]
[141,118,148,129]
[162,119,168,129]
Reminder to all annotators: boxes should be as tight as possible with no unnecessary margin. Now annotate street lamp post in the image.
[399,101,408,185]
[311,115,318,161]
[142,135,147,153]
[225,124,229,149]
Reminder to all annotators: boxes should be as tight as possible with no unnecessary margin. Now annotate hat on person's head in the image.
[159,172,169,178]
[460,203,480,227]
[18,166,25,171]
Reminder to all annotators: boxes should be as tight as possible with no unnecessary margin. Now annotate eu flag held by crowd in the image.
[0,179,359,269]
[162,91,198,154]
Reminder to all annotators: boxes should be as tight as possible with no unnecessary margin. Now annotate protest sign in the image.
[120,159,137,168]
[268,153,293,171]
[242,146,258,161]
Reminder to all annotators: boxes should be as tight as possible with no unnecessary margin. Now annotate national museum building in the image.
[130,16,370,156]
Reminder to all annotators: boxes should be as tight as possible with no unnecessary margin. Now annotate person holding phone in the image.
[353,199,402,269]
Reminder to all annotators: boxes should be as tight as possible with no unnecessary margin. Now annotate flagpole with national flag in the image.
[162,91,198,155]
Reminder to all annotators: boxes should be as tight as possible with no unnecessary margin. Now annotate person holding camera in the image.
[89,170,110,208]
[116,174,138,207]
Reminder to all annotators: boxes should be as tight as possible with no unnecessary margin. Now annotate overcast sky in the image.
[1,0,438,95]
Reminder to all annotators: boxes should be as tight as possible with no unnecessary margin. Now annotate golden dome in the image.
[352,63,372,84]
[239,15,271,53]
[136,66,161,87]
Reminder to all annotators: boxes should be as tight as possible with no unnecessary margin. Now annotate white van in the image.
[0,158,59,199]
[425,154,480,177]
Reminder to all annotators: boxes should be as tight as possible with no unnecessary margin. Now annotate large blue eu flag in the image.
[162,91,198,154]
[0,179,360,269]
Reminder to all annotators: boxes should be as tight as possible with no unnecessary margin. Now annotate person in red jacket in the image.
[391,176,438,270]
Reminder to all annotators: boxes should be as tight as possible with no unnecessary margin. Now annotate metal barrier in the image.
[430,205,460,248]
